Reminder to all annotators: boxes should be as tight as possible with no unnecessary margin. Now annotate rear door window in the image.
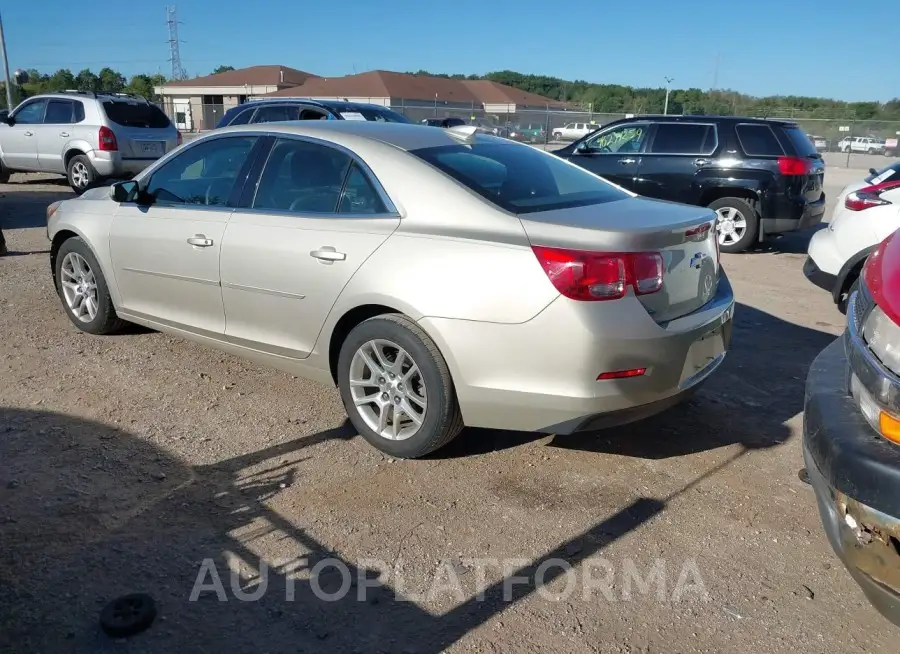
[103,101,171,128]
[649,123,716,154]
[250,105,300,124]
[735,124,784,157]
[43,99,76,124]
[228,106,256,126]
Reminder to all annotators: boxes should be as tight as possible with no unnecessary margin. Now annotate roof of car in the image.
[241,98,396,112]
[215,120,506,151]
[610,114,798,126]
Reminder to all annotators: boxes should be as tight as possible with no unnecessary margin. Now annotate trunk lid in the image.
[520,197,719,323]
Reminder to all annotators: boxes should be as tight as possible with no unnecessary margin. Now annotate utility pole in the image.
[0,11,13,110]
[663,76,674,115]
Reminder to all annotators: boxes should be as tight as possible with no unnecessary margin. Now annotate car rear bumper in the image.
[761,193,826,235]
[803,255,838,293]
[89,152,162,178]
[420,271,735,434]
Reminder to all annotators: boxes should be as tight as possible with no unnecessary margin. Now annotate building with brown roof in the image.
[262,70,566,117]
[154,65,318,130]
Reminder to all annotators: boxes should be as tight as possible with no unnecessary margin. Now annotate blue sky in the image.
[2,0,895,102]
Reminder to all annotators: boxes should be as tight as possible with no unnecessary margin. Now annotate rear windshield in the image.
[410,142,629,214]
[780,125,820,158]
[103,101,171,128]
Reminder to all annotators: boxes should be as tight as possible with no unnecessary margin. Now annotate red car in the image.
[804,227,900,626]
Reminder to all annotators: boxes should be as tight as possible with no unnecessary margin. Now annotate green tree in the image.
[212,65,235,75]
[74,69,100,92]
[47,69,76,92]
[97,67,126,93]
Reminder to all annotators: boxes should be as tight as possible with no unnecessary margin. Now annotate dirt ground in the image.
[0,170,895,653]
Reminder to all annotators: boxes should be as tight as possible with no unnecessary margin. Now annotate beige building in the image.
[154,65,318,131]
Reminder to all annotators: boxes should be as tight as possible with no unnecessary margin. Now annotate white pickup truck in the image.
[838,136,887,154]
[551,122,598,142]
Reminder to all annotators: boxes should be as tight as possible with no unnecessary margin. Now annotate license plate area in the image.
[138,142,163,156]
[679,322,728,389]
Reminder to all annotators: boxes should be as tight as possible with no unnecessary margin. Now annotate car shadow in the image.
[0,407,737,653]
[442,301,836,460]
[0,189,74,230]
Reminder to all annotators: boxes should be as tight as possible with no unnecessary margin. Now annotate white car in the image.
[838,136,887,155]
[804,172,900,311]
[551,122,598,142]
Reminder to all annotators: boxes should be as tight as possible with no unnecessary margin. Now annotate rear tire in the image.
[67,154,98,195]
[868,148,876,155]
[337,314,464,459]
[0,160,10,184]
[709,197,759,254]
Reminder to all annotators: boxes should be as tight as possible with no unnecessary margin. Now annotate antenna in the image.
[166,6,187,81]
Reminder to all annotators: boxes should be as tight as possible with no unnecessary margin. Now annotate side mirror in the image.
[110,180,141,203]
[575,141,590,154]
[2,113,13,126]
[870,167,879,175]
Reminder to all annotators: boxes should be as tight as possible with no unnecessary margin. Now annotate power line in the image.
[166,6,186,81]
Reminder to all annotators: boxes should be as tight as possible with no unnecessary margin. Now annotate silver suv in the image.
[0,91,181,193]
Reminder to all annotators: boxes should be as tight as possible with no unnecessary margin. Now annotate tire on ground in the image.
[708,196,760,254]
[337,313,464,459]
[54,236,127,335]
[66,154,99,195]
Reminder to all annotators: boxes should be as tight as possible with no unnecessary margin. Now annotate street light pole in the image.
[0,11,13,110]
[663,76,674,116]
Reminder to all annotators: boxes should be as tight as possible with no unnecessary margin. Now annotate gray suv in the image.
[0,91,180,193]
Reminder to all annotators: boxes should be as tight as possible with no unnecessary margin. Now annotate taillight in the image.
[176,131,183,146]
[531,246,664,301]
[777,156,812,176]
[846,180,900,212]
[98,126,117,152]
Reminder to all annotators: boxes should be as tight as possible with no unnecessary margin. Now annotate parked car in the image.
[46,121,734,458]
[804,178,900,312]
[216,99,411,128]
[509,123,546,143]
[422,117,466,128]
[551,122,598,141]
[804,231,900,628]
[839,136,887,155]
[553,115,826,253]
[0,91,180,194]
[808,134,828,152]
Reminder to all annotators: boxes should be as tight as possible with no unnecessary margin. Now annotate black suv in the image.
[216,99,411,128]
[553,115,826,253]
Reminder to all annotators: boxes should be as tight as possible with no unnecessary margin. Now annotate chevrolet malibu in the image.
[46,121,734,458]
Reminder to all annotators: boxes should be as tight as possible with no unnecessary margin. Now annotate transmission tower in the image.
[166,6,187,80]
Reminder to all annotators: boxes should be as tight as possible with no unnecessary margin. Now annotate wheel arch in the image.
[833,245,875,303]
[700,186,761,208]
[49,227,121,309]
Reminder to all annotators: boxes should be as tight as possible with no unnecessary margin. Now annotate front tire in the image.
[837,277,860,315]
[868,148,876,155]
[337,314,463,459]
[67,154,98,195]
[709,197,759,254]
[54,237,126,334]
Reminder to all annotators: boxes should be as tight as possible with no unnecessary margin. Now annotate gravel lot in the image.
[0,169,896,654]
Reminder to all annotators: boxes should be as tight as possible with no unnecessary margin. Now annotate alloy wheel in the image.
[348,339,427,441]
[60,252,99,322]
[71,161,90,188]
[715,207,747,247]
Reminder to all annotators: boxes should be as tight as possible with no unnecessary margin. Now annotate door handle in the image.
[618,158,636,165]
[186,234,214,248]
[694,158,711,167]
[23,130,33,137]
[59,131,70,137]
[310,246,346,264]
